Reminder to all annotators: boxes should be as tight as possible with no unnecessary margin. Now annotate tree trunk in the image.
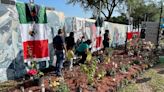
[106,17,110,21]
[106,13,112,21]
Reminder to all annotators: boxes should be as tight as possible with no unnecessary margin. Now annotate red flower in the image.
[27,69,38,76]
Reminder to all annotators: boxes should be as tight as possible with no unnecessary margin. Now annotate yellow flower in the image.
[105,57,110,64]
[50,81,60,87]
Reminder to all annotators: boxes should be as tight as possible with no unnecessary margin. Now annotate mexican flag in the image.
[16,2,49,62]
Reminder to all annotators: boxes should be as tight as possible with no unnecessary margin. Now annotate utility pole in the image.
[98,0,102,51]
[125,3,131,53]
[95,0,103,51]
[157,0,163,48]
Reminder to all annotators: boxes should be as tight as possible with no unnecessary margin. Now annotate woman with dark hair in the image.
[103,30,110,49]
[76,40,92,64]
[65,32,75,50]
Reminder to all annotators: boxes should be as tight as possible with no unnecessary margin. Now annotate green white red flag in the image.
[16,2,49,62]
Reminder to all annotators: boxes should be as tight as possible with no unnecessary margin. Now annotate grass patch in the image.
[118,69,164,92]
[144,69,164,92]
[118,83,139,92]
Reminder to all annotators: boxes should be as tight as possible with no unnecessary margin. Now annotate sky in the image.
[17,0,119,18]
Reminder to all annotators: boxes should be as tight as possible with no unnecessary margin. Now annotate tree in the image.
[67,0,161,23]
[123,0,161,28]
[67,0,124,21]
[109,13,128,24]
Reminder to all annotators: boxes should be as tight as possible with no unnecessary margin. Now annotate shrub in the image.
[55,82,70,92]
[106,68,116,77]
[80,58,98,85]
[97,68,106,80]
[119,64,130,73]
[132,60,141,65]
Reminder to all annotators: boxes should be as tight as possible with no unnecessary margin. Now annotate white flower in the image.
[100,50,103,54]
[115,64,118,68]
[112,62,115,65]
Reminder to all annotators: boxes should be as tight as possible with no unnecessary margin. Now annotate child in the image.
[66,47,74,71]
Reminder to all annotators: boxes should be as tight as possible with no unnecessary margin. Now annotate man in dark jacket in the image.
[53,29,67,76]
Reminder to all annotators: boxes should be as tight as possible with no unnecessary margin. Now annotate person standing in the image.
[103,30,110,49]
[65,32,75,50]
[140,29,146,39]
[53,29,67,77]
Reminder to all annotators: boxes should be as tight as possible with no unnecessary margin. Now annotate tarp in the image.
[0,3,65,82]
[104,22,127,47]
[0,3,25,82]
[0,2,134,82]
[67,17,128,50]
[68,17,103,52]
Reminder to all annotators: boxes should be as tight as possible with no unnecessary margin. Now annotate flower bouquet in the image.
[26,61,44,86]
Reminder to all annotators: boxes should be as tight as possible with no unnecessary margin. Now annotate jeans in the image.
[55,50,64,76]
[67,59,73,71]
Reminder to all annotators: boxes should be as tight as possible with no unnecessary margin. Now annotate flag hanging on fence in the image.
[16,2,49,62]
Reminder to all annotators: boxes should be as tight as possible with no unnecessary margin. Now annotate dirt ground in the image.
[0,50,162,92]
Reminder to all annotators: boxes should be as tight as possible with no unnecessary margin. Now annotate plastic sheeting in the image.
[0,3,65,82]
[46,10,65,65]
[0,3,130,82]
[0,4,22,82]
[65,17,128,51]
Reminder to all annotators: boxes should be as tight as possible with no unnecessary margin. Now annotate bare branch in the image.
[101,11,108,18]
[115,0,121,6]
[93,4,108,18]
[106,0,110,12]
[67,0,122,20]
